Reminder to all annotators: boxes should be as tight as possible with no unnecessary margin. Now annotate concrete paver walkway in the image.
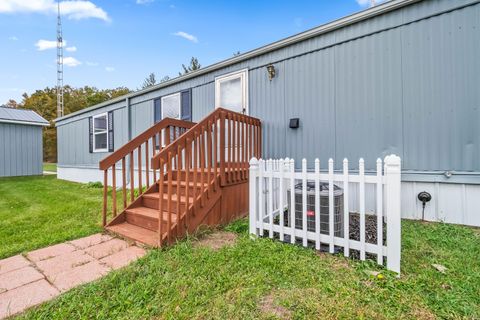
[0,234,146,319]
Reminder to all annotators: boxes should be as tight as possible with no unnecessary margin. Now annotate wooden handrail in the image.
[99,117,195,227]
[99,118,195,170]
[150,107,261,246]
[151,108,261,170]
[99,106,261,247]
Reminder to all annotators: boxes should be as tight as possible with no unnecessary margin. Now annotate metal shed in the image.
[0,106,49,177]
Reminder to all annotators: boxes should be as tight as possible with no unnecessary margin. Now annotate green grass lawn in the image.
[42,163,57,172]
[0,175,102,259]
[17,219,480,319]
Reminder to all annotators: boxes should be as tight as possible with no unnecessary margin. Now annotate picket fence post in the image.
[249,157,259,236]
[384,154,401,274]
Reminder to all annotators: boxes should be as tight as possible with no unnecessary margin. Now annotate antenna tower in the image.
[57,2,64,117]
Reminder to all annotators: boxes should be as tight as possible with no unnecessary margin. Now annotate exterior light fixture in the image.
[266,64,276,80]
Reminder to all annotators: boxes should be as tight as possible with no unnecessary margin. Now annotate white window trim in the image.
[215,69,249,114]
[161,92,181,120]
[93,112,109,153]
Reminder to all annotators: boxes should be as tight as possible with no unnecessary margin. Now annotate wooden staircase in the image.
[99,108,261,247]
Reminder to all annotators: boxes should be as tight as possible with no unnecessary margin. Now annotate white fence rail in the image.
[249,155,401,273]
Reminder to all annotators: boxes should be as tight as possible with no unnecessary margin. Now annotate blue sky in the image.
[0,0,377,104]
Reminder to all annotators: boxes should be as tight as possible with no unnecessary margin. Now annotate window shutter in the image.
[88,116,93,153]
[154,98,162,123]
[181,89,192,121]
[108,111,114,152]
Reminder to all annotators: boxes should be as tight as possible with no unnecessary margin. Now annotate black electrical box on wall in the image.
[289,118,300,129]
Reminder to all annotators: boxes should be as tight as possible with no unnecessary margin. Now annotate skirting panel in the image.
[57,166,480,227]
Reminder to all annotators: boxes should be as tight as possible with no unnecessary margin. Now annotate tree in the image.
[5,99,19,108]
[142,72,157,89]
[160,75,170,83]
[18,86,131,162]
[179,57,201,76]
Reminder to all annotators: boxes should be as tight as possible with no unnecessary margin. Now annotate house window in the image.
[161,92,181,119]
[93,113,108,152]
[215,69,248,114]
[154,90,192,123]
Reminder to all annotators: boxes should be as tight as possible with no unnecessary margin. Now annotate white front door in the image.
[215,69,249,163]
[215,69,248,114]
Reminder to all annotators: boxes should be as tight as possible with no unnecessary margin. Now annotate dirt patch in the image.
[408,305,437,320]
[258,293,292,320]
[473,228,480,238]
[194,231,237,251]
[316,252,351,271]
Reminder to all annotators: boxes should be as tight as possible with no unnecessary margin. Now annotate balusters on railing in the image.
[220,112,226,186]
[152,135,157,182]
[129,108,261,246]
[166,152,173,244]
[213,119,218,192]
[145,141,150,188]
[99,119,195,237]
[158,158,164,246]
[176,144,181,235]
[185,137,191,228]
[193,131,198,214]
[138,145,142,194]
[200,127,205,207]
[112,165,117,218]
[207,120,213,198]
[129,151,134,202]
[228,114,233,183]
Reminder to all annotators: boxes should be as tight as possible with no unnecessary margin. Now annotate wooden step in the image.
[173,170,216,181]
[153,180,207,196]
[141,192,194,211]
[106,222,158,247]
[157,180,209,188]
[125,206,177,231]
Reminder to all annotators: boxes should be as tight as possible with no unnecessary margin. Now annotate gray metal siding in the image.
[401,4,480,172]
[0,123,43,177]
[56,0,480,180]
[57,107,127,167]
[192,83,215,121]
[131,100,154,137]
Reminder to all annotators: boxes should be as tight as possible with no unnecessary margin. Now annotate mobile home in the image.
[56,0,480,228]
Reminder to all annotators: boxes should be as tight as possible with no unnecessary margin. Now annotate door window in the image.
[215,69,248,114]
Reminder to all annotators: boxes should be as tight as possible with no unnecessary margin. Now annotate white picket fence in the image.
[249,155,401,273]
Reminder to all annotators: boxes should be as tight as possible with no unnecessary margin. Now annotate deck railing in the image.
[99,118,195,227]
[151,108,262,245]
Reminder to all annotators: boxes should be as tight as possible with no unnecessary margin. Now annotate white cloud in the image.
[65,46,77,52]
[35,39,66,51]
[63,56,81,67]
[173,31,198,43]
[136,0,154,4]
[86,61,99,66]
[356,0,388,7]
[8,36,18,41]
[105,66,115,72]
[0,0,110,21]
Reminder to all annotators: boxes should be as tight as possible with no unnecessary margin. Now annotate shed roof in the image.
[0,107,50,126]
[56,0,418,123]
